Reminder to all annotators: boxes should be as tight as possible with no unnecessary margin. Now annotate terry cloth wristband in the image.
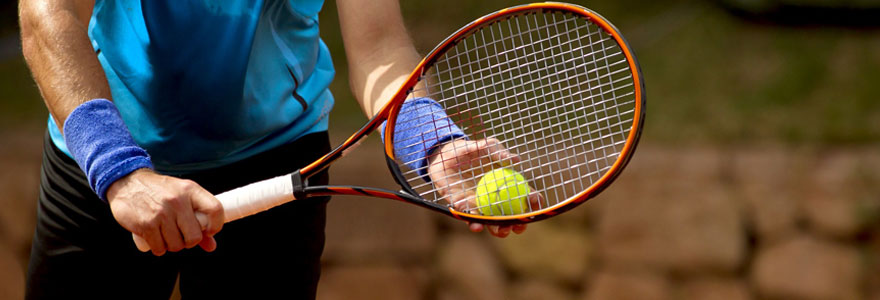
[63,99,154,202]
[380,97,466,181]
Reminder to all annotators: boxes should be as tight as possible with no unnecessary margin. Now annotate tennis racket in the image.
[134,2,645,251]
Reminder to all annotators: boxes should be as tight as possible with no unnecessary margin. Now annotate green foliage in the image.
[610,1,880,144]
[2,0,879,144]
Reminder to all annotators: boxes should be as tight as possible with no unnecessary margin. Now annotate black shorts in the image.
[26,131,331,300]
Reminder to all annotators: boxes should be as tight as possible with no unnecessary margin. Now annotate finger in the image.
[454,141,483,167]
[144,226,167,256]
[475,138,516,165]
[437,141,469,165]
[198,235,217,252]
[527,192,544,211]
[161,217,186,252]
[451,193,478,214]
[487,225,499,235]
[176,206,203,249]
[468,222,484,233]
[488,225,510,238]
[483,139,520,166]
[189,185,224,236]
[512,224,527,234]
[497,226,511,238]
[499,152,521,165]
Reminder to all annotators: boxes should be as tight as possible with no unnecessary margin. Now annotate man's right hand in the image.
[106,169,224,256]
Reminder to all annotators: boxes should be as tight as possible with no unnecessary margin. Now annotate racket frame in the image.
[300,2,646,225]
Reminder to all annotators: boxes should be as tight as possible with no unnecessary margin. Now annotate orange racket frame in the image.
[303,2,645,224]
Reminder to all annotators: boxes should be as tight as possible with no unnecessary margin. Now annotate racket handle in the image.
[132,173,297,252]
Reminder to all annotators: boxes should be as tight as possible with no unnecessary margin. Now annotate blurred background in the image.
[1,0,879,299]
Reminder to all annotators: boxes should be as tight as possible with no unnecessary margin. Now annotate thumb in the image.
[189,187,225,236]
[198,235,218,252]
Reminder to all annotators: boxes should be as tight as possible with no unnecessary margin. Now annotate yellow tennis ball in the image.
[475,168,530,216]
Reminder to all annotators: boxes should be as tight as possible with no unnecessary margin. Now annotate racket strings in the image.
[395,94,635,203]
[394,61,634,177]
[416,32,621,112]
[414,51,627,128]
[437,14,587,65]
[419,26,611,93]
[399,100,634,186]
[410,12,624,210]
[391,11,636,216]
[394,56,632,162]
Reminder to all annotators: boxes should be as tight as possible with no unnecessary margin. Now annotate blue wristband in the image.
[63,99,154,202]
[380,97,466,181]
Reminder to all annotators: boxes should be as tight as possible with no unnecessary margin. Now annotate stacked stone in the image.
[318,142,880,300]
[1,134,878,299]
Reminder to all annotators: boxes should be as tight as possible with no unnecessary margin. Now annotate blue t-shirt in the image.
[49,0,335,173]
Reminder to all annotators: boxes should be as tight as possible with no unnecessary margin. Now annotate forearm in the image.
[19,0,110,132]
[21,0,153,202]
[337,0,422,118]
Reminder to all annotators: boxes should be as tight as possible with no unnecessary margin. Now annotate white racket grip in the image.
[133,174,296,252]
[216,174,295,222]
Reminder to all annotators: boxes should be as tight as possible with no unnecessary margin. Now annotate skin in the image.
[19,0,223,256]
[338,0,528,237]
[18,0,524,258]
[426,139,541,237]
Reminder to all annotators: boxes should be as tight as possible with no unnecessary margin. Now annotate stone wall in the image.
[1,132,877,299]
[318,141,880,300]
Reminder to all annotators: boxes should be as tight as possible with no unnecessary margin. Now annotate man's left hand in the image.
[426,138,541,238]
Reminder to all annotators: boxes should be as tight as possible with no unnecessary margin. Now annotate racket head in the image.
[384,3,645,224]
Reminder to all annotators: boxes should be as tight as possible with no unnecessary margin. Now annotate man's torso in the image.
[49,0,336,173]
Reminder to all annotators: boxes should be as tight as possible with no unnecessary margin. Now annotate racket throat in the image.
[385,154,421,199]
[291,171,307,200]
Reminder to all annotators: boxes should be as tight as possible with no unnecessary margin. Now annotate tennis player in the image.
[19,0,525,299]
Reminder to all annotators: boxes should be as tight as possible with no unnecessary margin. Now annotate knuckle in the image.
[206,201,223,214]
[185,235,202,246]
[162,194,188,209]
[162,198,179,208]
[130,222,148,235]
[150,210,167,223]
[179,179,198,191]
[157,192,180,205]
[135,215,160,233]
